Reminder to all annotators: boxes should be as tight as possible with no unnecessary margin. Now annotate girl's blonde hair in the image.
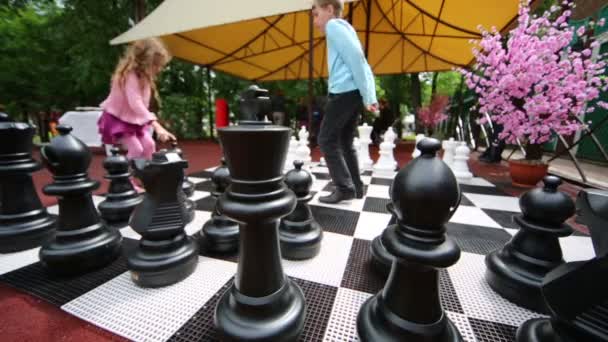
[112,37,171,104]
[313,0,344,17]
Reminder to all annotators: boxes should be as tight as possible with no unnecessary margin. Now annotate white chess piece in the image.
[412,134,426,158]
[373,127,397,175]
[319,157,326,167]
[453,141,473,180]
[442,138,457,169]
[357,123,374,171]
[296,126,312,167]
[353,137,364,172]
[284,136,299,172]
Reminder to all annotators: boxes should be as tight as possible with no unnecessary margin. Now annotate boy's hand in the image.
[366,103,379,115]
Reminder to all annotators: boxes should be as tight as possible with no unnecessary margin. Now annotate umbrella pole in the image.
[207,67,213,139]
[308,8,314,136]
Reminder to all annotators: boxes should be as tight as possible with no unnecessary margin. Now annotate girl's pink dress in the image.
[98,71,156,145]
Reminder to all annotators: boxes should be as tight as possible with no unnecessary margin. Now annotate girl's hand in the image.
[157,130,176,143]
[152,121,176,142]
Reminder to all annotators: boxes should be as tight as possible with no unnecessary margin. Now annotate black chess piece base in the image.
[183,178,195,198]
[485,216,572,313]
[99,196,142,227]
[370,235,393,277]
[358,294,463,342]
[0,208,55,253]
[40,220,122,275]
[516,319,561,342]
[215,277,306,342]
[128,234,199,288]
[279,219,322,260]
[201,217,239,254]
[185,198,195,224]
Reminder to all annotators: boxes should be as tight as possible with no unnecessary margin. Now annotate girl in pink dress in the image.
[98,38,176,190]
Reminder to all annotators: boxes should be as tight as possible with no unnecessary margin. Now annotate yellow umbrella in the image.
[111,0,532,81]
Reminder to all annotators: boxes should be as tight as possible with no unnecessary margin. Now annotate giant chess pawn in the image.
[39,125,122,274]
[358,138,463,342]
[358,123,374,171]
[280,160,323,260]
[296,126,312,167]
[516,188,608,342]
[412,133,425,158]
[452,141,472,180]
[169,142,195,224]
[372,127,397,175]
[0,113,55,252]
[200,158,239,254]
[442,137,457,169]
[215,124,305,341]
[485,176,574,313]
[128,151,199,287]
[283,136,298,172]
[98,147,143,227]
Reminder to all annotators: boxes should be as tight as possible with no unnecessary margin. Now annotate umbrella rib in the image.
[174,33,272,73]
[375,4,464,69]
[214,39,321,67]
[403,52,424,72]
[208,15,285,67]
[263,17,300,47]
[404,0,481,37]
[255,38,326,81]
[462,0,542,68]
[367,31,477,38]
[371,0,399,32]
[371,36,402,70]
[427,0,446,53]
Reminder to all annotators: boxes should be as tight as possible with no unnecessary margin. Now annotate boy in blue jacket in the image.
[313,0,378,204]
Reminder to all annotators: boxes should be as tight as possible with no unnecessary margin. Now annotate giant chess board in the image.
[0,163,596,342]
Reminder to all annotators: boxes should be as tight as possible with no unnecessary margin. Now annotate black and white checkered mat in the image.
[0,164,595,342]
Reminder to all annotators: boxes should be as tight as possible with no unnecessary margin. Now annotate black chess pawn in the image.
[516,188,608,342]
[128,150,199,288]
[215,124,305,341]
[357,138,463,342]
[98,147,143,227]
[485,176,574,313]
[169,141,195,197]
[238,85,272,124]
[280,160,323,260]
[0,113,55,252]
[39,125,122,274]
[199,158,239,254]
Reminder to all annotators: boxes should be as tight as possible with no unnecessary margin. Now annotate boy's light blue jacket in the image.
[325,18,377,106]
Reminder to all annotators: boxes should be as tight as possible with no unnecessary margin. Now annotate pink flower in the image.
[417,95,450,129]
[458,0,608,145]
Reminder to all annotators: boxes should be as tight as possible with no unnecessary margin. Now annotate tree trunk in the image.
[134,0,146,22]
[410,73,422,134]
[525,143,544,161]
[431,72,439,99]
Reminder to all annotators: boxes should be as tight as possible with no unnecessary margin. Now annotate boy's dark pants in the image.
[318,90,363,193]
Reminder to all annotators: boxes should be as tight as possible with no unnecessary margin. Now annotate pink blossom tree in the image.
[417,94,450,135]
[460,0,608,160]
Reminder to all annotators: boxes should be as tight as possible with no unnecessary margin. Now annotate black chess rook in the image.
[485,175,574,313]
[128,150,199,288]
[357,138,463,342]
[199,158,239,254]
[98,147,143,227]
[0,113,55,252]
[279,160,323,260]
[39,125,122,275]
[214,124,305,341]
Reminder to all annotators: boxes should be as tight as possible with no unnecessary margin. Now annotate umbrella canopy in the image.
[112,0,529,81]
